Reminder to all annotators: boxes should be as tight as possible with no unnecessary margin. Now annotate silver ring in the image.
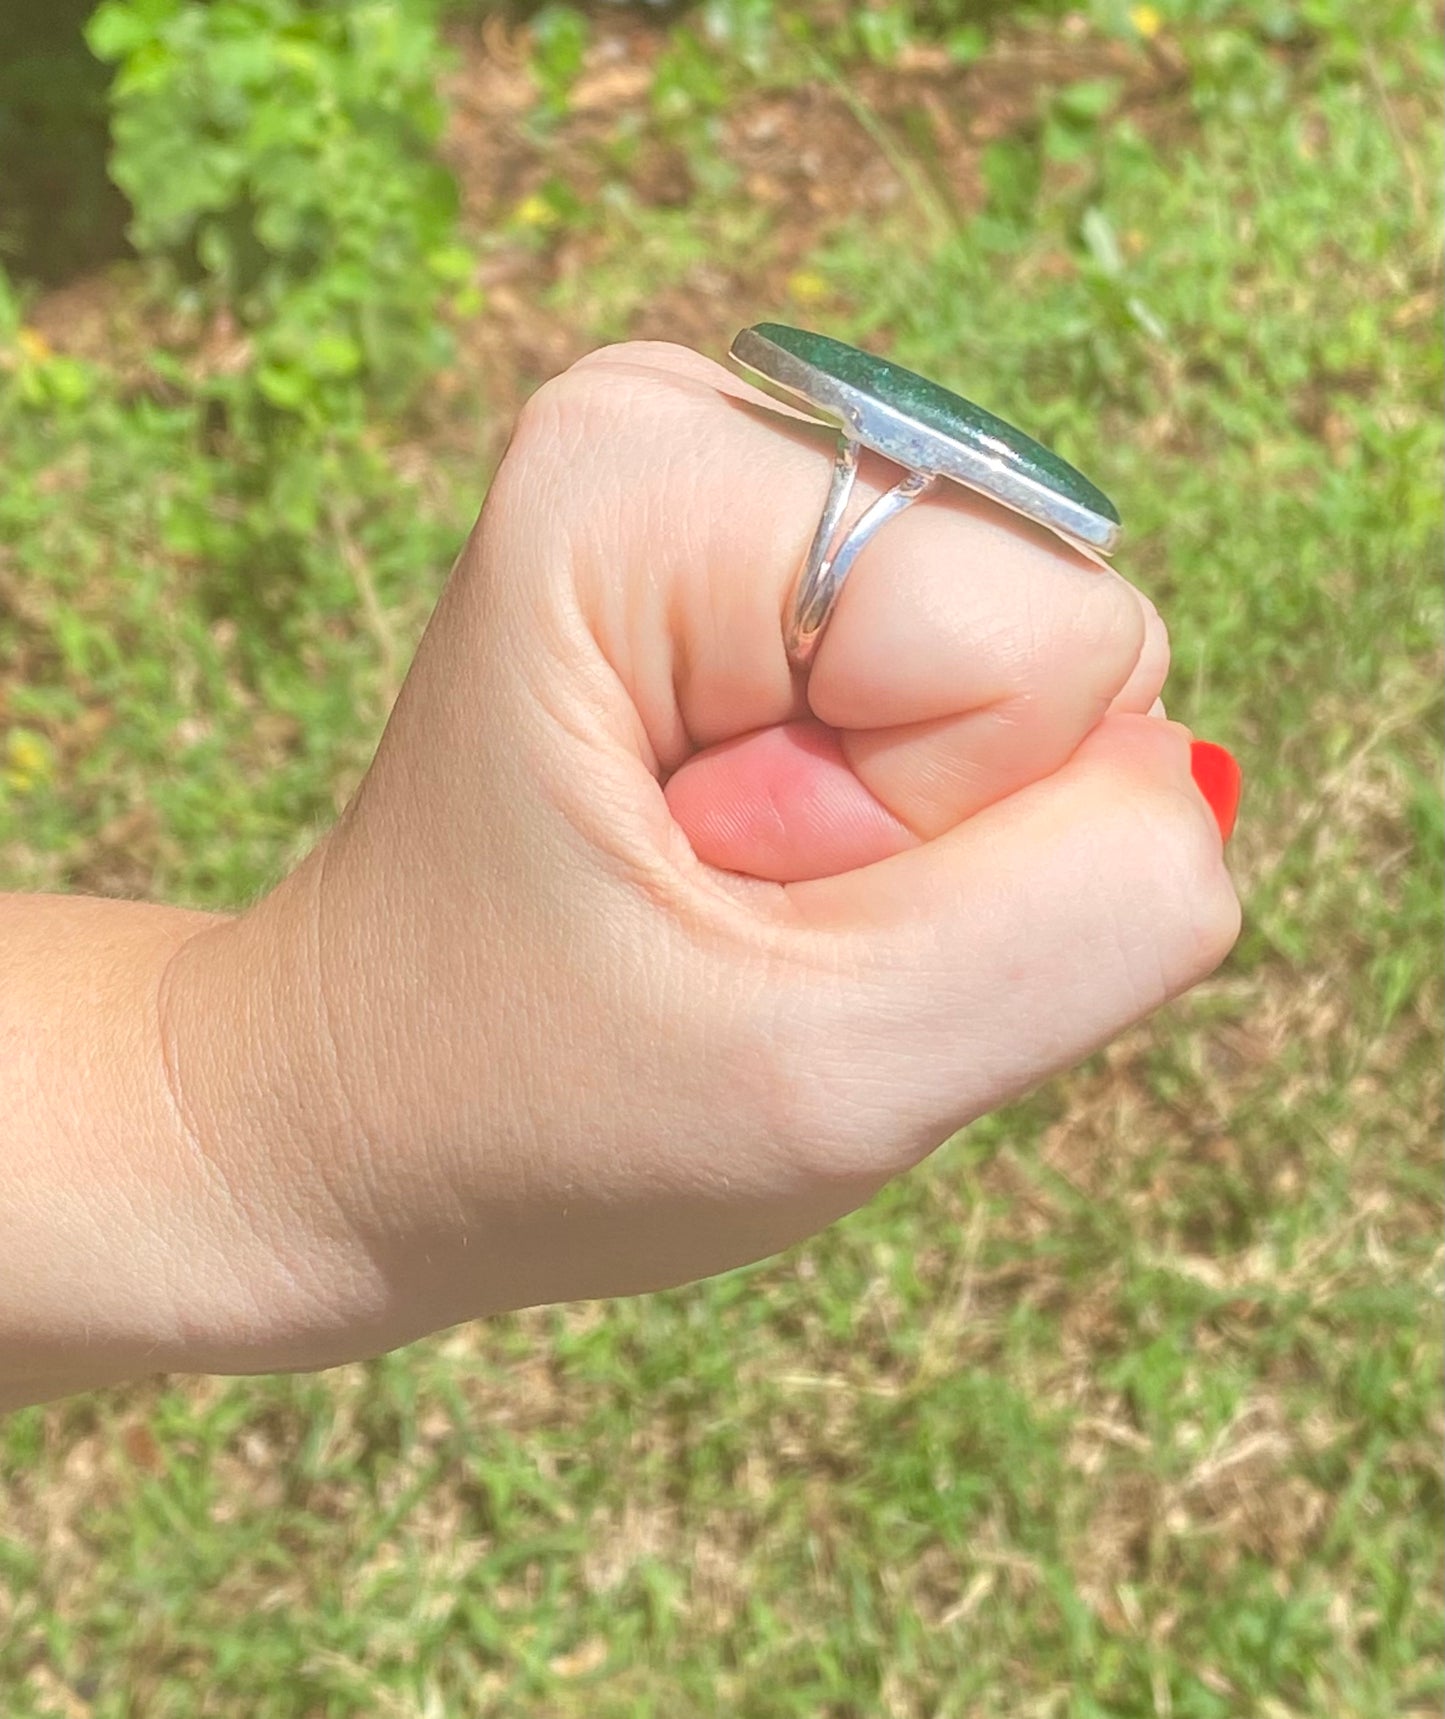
[727,324,1121,675]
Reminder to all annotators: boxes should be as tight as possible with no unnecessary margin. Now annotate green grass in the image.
[2,3,1441,1715]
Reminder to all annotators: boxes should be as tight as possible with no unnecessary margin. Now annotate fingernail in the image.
[1190,740,1242,843]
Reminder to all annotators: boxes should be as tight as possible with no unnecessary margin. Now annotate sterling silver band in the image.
[729,324,1120,678]
[784,435,938,673]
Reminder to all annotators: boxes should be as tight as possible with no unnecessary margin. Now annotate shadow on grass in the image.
[0,1,133,285]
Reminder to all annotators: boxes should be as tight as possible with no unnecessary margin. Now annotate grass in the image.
[1,2,1441,1715]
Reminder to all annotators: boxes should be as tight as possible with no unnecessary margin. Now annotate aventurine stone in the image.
[751,322,1119,529]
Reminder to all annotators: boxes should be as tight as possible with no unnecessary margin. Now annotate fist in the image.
[168,343,1240,1373]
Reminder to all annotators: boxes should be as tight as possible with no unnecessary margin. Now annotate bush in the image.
[86,0,473,430]
[0,3,476,891]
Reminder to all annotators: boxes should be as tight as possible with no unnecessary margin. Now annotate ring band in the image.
[727,323,1122,673]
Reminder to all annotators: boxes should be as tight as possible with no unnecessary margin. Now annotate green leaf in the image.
[946,26,988,65]
[529,4,589,107]
[1080,206,1123,277]
[86,0,161,62]
[426,245,474,285]
[307,333,362,378]
[255,362,310,411]
[854,6,912,66]
[1055,77,1121,123]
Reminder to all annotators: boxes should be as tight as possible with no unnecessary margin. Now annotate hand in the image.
[164,342,1240,1374]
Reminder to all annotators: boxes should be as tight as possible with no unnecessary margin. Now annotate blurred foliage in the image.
[88,0,471,424]
[0,2,481,843]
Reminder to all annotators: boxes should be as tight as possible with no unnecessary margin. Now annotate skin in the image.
[0,344,1239,1412]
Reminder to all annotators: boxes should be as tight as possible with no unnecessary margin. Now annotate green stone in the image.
[750,322,1119,529]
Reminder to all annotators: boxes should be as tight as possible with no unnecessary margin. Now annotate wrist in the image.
[153,852,398,1377]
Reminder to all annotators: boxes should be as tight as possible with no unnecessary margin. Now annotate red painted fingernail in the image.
[1190,740,1242,843]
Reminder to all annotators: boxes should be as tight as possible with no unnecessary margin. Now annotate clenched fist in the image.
[3,343,1242,1406]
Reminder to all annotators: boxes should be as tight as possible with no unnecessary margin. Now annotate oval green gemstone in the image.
[750,322,1120,529]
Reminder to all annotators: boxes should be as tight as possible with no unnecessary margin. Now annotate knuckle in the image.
[510,344,659,450]
[1072,569,1149,684]
[507,362,605,461]
[506,344,699,482]
[1131,780,1243,983]
[493,353,683,563]
[1001,573,1150,712]
[565,338,700,377]
[1137,591,1172,680]
[1188,850,1244,973]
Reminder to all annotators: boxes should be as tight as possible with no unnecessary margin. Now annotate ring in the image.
[727,323,1122,673]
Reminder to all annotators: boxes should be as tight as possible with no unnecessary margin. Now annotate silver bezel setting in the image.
[729,326,1119,560]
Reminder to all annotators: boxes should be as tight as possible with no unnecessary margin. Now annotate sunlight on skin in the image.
[664,601,1174,881]
[549,345,1179,887]
[595,345,1182,883]
[664,719,918,882]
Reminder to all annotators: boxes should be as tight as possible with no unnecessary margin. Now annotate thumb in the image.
[767,713,1241,1179]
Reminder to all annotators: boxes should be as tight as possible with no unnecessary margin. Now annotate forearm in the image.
[0,893,222,1406]
[0,876,368,1412]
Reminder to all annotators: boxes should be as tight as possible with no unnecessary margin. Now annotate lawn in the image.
[0,2,1440,1715]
